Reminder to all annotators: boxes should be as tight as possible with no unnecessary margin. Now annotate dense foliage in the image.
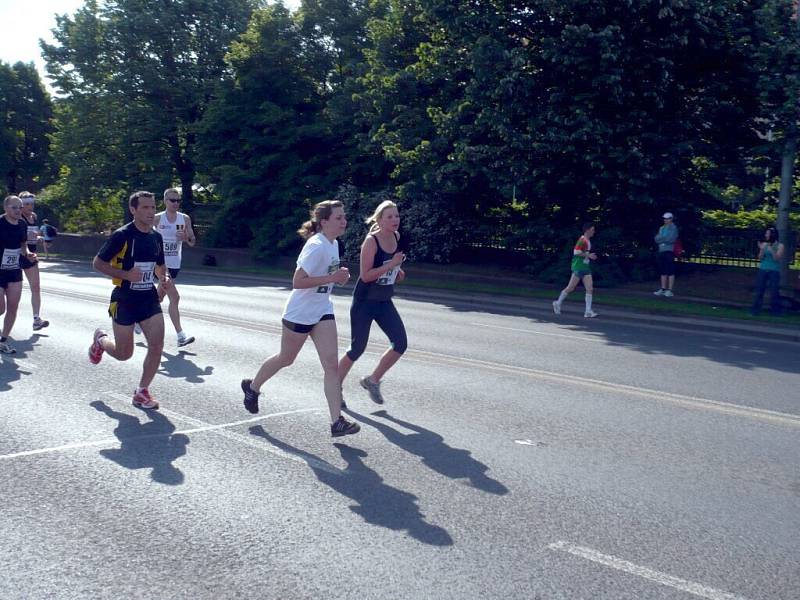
[18,0,800,274]
[0,62,53,194]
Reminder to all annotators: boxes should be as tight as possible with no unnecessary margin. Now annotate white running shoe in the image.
[663,290,674,297]
[552,301,561,315]
[177,335,195,348]
[584,311,598,318]
[653,289,665,296]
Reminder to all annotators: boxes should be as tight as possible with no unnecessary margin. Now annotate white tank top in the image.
[155,211,186,269]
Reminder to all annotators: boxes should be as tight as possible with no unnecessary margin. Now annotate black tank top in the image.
[353,232,400,302]
[22,214,38,252]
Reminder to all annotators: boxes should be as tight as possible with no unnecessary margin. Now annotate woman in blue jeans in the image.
[750,227,784,316]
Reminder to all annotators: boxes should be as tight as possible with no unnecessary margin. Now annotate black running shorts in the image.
[19,255,37,270]
[0,269,23,288]
[281,314,334,334]
[108,297,162,326]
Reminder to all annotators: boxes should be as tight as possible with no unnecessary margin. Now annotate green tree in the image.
[0,61,54,194]
[198,4,352,256]
[752,0,800,282]
[42,0,256,213]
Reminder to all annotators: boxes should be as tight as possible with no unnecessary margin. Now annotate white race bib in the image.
[164,240,179,257]
[377,259,399,286]
[130,261,156,290]
[1,248,20,270]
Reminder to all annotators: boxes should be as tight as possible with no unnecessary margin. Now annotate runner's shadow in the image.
[90,400,189,485]
[346,409,508,496]
[249,426,453,546]
[158,350,213,383]
[0,357,33,391]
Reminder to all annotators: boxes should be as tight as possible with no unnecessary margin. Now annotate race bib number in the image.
[317,260,339,293]
[377,259,399,286]
[130,261,156,290]
[164,240,180,257]
[27,226,39,243]
[1,248,20,270]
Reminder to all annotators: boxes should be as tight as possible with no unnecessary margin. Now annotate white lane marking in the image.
[407,349,800,428]
[9,359,36,370]
[0,356,36,369]
[104,392,341,474]
[514,439,545,447]
[548,541,749,600]
[0,404,332,473]
[472,322,605,342]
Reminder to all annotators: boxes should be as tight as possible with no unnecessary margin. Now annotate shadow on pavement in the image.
[407,291,800,376]
[158,350,214,383]
[90,400,189,485]
[346,409,508,496]
[249,425,453,546]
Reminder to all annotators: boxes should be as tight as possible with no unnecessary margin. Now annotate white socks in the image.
[585,294,593,312]
[556,291,568,306]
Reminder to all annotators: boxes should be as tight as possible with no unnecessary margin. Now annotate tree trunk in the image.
[776,131,797,287]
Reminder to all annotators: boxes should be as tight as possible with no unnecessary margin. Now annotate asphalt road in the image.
[1,261,798,600]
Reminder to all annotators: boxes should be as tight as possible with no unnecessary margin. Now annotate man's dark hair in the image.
[129,190,154,209]
[582,222,595,233]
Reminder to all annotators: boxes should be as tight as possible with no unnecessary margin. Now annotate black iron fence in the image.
[685,227,798,268]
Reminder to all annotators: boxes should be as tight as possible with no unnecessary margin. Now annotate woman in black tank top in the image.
[339,200,408,405]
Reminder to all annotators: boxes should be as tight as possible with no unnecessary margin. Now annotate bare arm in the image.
[183,215,197,247]
[93,255,139,282]
[292,266,349,289]
[359,236,404,282]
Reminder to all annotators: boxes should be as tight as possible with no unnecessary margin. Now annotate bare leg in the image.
[138,312,165,389]
[101,321,136,361]
[309,319,343,422]
[1,282,22,337]
[666,275,675,291]
[23,266,41,317]
[163,283,183,334]
[251,326,307,391]
[338,353,355,385]
[370,349,403,383]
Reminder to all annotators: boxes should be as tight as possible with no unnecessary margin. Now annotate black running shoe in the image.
[241,379,260,414]
[331,416,360,437]
[33,317,49,331]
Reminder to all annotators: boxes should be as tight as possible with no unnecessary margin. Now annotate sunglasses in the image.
[166,197,181,203]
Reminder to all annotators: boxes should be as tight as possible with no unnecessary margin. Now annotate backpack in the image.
[47,225,58,238]
[673,238,683,257]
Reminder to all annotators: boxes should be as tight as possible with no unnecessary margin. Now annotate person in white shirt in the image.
[240,200,360,438]
[154,188,197,347]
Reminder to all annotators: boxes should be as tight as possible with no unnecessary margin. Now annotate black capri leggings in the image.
[346,300,408,362]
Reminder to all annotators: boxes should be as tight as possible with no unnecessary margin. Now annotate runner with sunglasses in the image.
[154,188,196,347]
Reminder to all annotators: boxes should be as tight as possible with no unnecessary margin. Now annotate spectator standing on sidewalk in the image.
[653,212,679,297]
[750,227,784,316]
